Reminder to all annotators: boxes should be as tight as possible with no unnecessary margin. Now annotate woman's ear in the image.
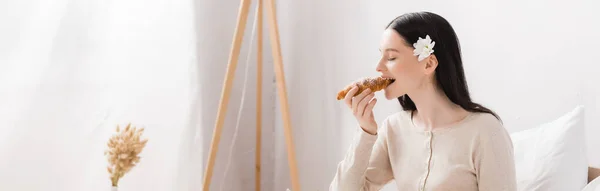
[424,54,438,75]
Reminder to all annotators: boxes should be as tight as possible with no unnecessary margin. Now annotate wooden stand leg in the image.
[265,0,300,190]
[255,0,263,190]
[203,0,300,190]
[202,0,252,190]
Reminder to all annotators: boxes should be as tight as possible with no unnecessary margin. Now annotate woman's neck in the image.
[407,82,468,131]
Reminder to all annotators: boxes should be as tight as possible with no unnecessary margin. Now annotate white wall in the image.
[271,0,600,190]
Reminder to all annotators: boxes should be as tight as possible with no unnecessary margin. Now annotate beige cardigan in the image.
[330,111,517,191]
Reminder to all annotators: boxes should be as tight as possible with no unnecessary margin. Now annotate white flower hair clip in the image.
[413,35,435,61]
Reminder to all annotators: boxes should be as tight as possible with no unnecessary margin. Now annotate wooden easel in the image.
[201,0,300,190]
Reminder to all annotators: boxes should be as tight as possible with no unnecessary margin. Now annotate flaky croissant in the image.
[336,77,394,100]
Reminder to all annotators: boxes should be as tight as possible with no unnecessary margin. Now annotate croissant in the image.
[336,77,395,100]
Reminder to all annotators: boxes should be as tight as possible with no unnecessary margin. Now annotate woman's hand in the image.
[344,85,378,135]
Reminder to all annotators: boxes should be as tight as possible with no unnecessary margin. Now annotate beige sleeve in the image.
[475,122,518,191]
[329,121,394,191]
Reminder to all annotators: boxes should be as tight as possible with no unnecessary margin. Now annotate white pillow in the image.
[510,106,588,191]
[582,176,600,191]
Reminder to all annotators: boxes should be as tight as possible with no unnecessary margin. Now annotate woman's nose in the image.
[375,62,385,72]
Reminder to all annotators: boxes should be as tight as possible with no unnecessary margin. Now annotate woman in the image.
[330,12,517,191]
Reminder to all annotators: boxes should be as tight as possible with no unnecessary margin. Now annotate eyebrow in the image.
[379,48,400,52]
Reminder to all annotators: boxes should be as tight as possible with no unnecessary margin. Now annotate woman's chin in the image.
[383,90,396,100]
[384,86,403,100]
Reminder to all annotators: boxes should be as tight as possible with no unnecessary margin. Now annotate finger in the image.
[352,88,371,109]
[344,86,359,108]
[352,88,371,114]
[363,98,377,117]
[357,93,374,117]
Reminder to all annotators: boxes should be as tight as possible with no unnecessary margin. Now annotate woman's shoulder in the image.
[467,112,506,132]
[466,112,512,144]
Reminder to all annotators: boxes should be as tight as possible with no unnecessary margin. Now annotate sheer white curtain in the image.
[0,0,209,190]
[0,0,278,190]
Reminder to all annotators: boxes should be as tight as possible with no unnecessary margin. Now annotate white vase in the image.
[111,186,118,191]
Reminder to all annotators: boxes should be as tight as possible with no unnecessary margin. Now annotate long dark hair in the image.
[386,11,500,121]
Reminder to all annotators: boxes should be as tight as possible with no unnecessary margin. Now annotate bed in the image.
[510,105,600,191]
